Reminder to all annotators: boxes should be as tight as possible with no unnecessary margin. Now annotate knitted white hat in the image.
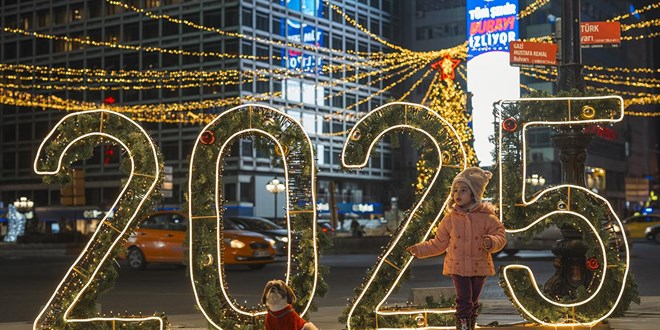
[452,167,493,204]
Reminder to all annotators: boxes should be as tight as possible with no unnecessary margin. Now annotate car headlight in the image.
[645,227,652,235]
[264,237,276,247]
[224,238,246,249]
[275,236,289,243]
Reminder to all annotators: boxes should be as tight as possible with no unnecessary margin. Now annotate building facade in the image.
[0,0,400,225]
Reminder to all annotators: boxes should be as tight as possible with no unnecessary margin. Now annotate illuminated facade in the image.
[0,0,398,221]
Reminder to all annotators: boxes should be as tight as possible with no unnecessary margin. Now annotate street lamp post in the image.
[266,177,285,224]
[544,0,593,299]
[13,197,35,216]
[391,197,399,229]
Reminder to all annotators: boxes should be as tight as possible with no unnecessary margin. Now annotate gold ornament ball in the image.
[557,201,567,210]
[415,313,425,327]
[201,253,214,267]
[274,145,289,156]
[350,129,361,141]
[441,151,452,164]
[581,105,596,119]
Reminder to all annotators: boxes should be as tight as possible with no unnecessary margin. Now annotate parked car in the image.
[623,214,660,239]
[499,222,631,257]
[644,224,660,244]
[225,216,289,256]
[123,211,276,270]
[317,221,336,236]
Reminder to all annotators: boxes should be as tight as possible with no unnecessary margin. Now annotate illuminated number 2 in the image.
[33,110,163,329]
[496,96,631,326]
[187,104,319,328]
[342,102,466,329]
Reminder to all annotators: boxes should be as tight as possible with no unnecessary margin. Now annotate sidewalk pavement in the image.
[3,297,658,329]
[2,243,659,329]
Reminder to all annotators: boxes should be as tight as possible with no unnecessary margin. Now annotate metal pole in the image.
[273,192,278,223]
[557,0,585,93]
[544,0,593,299]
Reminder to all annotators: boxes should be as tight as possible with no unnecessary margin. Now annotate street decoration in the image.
[3,204,26,243]
[32,110,164,329]
[341,102,467,329]
[187,104,325,329]
[494,94,638,325]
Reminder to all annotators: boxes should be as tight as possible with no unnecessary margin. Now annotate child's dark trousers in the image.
[451,274,486,319]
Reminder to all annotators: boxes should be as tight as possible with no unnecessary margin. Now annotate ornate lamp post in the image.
[13,197,34,220]
[266,177,285,224]
[526,174,546,186]
[544,0,594,298]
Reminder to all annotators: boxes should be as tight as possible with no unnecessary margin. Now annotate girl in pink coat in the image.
[406,167,506,330]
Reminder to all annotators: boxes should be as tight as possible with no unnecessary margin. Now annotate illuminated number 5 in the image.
[497,96,631,326]
[187,104,319,327]
[342,102,466,329]
[33,110,163,329]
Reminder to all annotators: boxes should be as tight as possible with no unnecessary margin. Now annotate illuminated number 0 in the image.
[187,104,319,328]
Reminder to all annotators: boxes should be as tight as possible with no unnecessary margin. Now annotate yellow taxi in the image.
[623,214,660,239]
[123,211,276,270]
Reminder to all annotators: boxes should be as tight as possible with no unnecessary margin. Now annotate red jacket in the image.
[265,305,307,330]
[411,203,506,276]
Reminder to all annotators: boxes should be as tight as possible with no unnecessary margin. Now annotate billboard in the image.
[466,0,520,166]
[281,0,324,73]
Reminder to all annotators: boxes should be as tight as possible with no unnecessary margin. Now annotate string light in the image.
[518,0,551,19]
[609,2,660,22]
[621,31,660,41]
[621,18,660,31]
[3,27,273,61]
[397,68,434,101]
[106,0,372,61]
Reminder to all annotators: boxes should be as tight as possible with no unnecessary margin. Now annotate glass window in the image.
[3,151,16,170]
[225,7,239,27]
[140,214,169,229]
[2,124,15,142]
[167,214,187,231]
[256,12,269,32]
[240,182,253,203]
[224,183,237,201]
[203,9,221,28]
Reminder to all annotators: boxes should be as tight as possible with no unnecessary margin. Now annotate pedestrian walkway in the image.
[4,297,658,329]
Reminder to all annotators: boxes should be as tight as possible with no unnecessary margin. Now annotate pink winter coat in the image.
[411,202,506,276]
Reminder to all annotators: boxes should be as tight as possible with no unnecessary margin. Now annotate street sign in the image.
[580,21,621,48]
[509,41,558,67]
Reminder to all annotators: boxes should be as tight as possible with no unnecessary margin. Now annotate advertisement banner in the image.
[467,0,518,59]
[281,0,324,73]
[466,0,520,166]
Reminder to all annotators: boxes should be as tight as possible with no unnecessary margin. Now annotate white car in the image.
[499,223,630,257]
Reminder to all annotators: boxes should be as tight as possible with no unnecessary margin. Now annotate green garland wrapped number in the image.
[493,92,639,325]
[341,102,466,329]
[187,104,325,329]
[34,110,165,329]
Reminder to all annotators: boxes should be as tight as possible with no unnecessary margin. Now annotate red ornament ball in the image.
[502,118,518,132]
[200,130,215,145]
[586,257,600,271]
